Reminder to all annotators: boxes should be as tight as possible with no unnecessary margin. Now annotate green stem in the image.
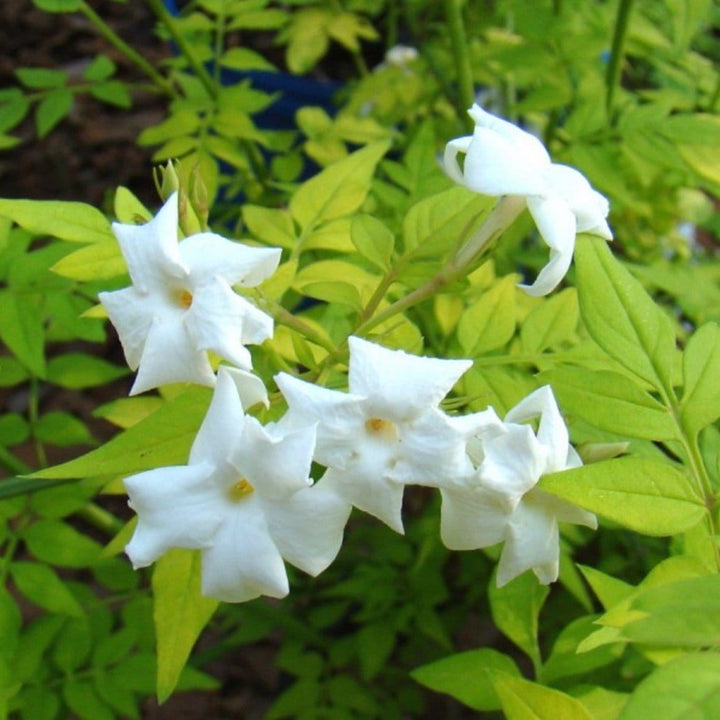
[444,0,475,117]
[28,377,47,469]
[213,3,226,86]
[0,445,29,475]
[605,0,635,118]
[269,301,337,355]
[79,503,123,535]
[145,0,218,100]
[77,1,175,96]
[708,73,720,113]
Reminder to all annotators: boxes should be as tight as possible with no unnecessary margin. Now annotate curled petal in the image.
[130,315,215,395]
[348,336,471,421]
[522,194,577,296]
[200,500,289,602]
[98,287,153,371]
[124,462,223,568]
[264,481,351,576]
[443,135,473,186]
[497,499,559,586]
[439,484,509,550]
[179,233,281,288]
[112,192,187,293]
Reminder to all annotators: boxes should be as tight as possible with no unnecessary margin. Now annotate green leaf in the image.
[0,95,31,133]
[541,458,705,535]
[35,411,95,448]
[32,388,210,479]
[90,81,132,109]
[520,288,579,353]
[355,621,396,681]
[403,187,494,256]
[50,240,125,280]
[32,0,82,10]
[541,367,678,441]
[153,549,218,703]
[290,141,390,230]
[15,67,68,89]
[681,322,720,435]
[493,674,594,720]
[242,205,296,249]
[575,236,676,390]
[17,687,60,720]
[350,214,394,271]
[21,520,101,567]
[411,648,520,711]
[220,47,276,71]
[285,9,331,73]
[0,413,29,446]
[138,110,200,147]
[63,681,114,720]
[488,571,549,667]
[36,88,73,138]
[9,562,83,616]
[0,356,29,386]
[47,353,128,389]
[52,617,92,671]
[578,565,634,610]
[0,477,75,500]
[618,653,720,719]
[83,54,115,82]
[457,275,518,355]
[607,575,720,647]
[0,197,113,243]
[0,290,45,377]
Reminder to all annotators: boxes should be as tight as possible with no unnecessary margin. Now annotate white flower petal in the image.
[322,463,406,534]
[275,372,365,468]
[184,280,261,371]
[179,233,281,287]
[461,127,548,197]
[232,417,314,499]
[348,337,471,420]
[506,385,569,473]
[124,462,224,568]
[391,409,474,486]
[522,194,577,296]
[468,104,551,169]
[189,367,246,466]
[200,499,289,602]
[543,164,612,239]
[130,315,215,395]
[98,287,153,371]
[223,366,269,411]
[440,484,509,550]
[112,192,187,293]
[497,499,559,586]
[264,481,351,576]
[480,425,549,505]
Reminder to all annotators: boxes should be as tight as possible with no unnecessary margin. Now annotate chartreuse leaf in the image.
[403,187,493,256]
[578,565,634,610]
[153,549,218,703]
[603,574,720,647]
[574,686,628,720]
[540,457,705,535]
[0,290,45,377]
[9,562,83,616]
[575,236,676,390]
[32,388,211,479]
[351,214,394,271]
[541,367,678,441]
[50,240,125,281]
[521,288,579,353]
[114,186,151,224]
[0,198,113,243]
[290,141,390,231]
[411,648,520,711]
[681,322,720,436]
[618,653,720,719]
[46,353,128,389]
[457,275,518,355]
[493,674,593,720]
[242,205,297,249]
[488,571,549,669]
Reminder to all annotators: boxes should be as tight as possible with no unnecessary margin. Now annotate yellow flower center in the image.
[175,289,193,309]
[365,417,399,441]
[227,478,255,503]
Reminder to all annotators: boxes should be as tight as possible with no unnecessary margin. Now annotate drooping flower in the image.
[99,192,281,394]
[444,104,612,296]
[439,386,597,586]
[124,366,351,603]
[275,336,477,533]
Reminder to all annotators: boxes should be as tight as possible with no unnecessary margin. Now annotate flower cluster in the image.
[105,108,603,603]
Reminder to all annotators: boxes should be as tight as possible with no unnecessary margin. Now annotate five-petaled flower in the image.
[444,104,612,296]
[99,192,281,395]
[124,366,351,602]
[276,336,477,533]
[438,386,597,586]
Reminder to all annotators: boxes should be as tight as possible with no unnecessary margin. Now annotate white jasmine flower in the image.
[439,386,597,586]
[124,367,350,603]
[99,192,281,394]
[275,337,475,533]
[444,104,612,296]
